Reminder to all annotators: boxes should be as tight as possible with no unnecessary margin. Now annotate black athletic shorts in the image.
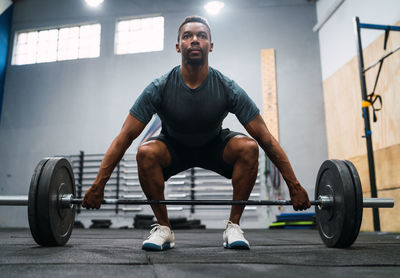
[148,128,246,181]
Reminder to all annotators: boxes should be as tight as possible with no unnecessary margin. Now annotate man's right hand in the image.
[82,186,104,209]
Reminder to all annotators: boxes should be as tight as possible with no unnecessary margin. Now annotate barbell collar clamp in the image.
[318,195,333,210]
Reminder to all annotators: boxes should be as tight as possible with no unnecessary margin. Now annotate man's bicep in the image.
[121,114,147,140]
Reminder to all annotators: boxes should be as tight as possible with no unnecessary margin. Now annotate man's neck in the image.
[180,62,209,89]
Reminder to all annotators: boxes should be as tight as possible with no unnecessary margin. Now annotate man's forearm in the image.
[259,137,300,190]
[245,115,310,209]
[92,133,134,189]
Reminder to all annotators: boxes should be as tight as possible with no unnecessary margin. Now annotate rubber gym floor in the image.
[0,228,399,278]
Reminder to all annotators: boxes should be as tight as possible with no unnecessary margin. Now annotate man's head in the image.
[177,16,212,42]
[176,16,213,66]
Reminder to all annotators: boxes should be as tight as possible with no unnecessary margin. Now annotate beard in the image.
[186,57,205,66]
[184,49,205,66]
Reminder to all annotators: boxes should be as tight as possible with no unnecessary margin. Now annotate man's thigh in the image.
[146,129,248,180]
[197,129,247,179]
[146,134,193,181]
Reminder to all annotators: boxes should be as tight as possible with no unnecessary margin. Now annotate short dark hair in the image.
[177,15,212,42]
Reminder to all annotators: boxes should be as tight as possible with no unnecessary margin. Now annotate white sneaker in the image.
[223,220,250,249]
[142,224,175,251]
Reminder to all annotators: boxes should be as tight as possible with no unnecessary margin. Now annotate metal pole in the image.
[66,197,394,207]
[0,195,394,208]
[354,17,380,231]
[77,151,84,214]
[116,162,120,214]
[69,198,323,206]
[363,198,394,208]
[190,167,195,214]
[359,23,400,31]
[0,196,28,205]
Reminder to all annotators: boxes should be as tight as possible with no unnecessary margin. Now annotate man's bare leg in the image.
[223,136,259,224]
[137,140,172,227]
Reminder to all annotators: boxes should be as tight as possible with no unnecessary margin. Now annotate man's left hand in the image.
[289,185,311,211]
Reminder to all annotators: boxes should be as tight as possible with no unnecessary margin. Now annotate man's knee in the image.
[225,136,259,164]
[238,137,259,163]
[137,140,170,168]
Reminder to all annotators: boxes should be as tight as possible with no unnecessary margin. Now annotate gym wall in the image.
[0,0,326,227]
[316,0,400,232]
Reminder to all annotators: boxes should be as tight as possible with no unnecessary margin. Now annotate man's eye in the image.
[199,34,207,39]
[183,34,191,39]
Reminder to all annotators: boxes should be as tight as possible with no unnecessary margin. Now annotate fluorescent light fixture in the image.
[85,0,104,8]
[204,1,225,15]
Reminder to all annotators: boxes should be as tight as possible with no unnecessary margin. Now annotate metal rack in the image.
[63,151,266,228]
[353,17,400,231]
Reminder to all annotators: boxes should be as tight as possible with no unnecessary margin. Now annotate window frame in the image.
[11,21,102,66]
[114,14,164,56]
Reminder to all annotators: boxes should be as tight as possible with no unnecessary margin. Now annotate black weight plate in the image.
[334,160,358,247]
[315,159,357,248]
[343,160,363,246]
[28,158,50,246]
[36,157,76,246]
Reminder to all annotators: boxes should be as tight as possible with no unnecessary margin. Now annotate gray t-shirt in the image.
[130,66,259,147]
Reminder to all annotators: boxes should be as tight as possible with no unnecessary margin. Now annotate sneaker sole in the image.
[223,241,250,250]
[142,242,175,251]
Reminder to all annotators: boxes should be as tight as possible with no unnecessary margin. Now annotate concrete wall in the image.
[0,0,326,227]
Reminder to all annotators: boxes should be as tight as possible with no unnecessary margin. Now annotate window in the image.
[12,23,101,65]
[115,16,164,55]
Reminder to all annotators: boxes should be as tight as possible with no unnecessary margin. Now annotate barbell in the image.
[0,157,394,248]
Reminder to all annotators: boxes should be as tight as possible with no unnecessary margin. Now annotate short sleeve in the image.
[228,81,260,126]
[129,81,162,124]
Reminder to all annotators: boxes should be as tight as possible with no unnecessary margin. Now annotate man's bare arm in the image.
[92,114,145,189]
[244,114,310,210]
[82,114,146,208]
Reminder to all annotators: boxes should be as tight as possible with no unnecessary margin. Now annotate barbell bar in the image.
[0,195,394,208]
[0,157,396,248]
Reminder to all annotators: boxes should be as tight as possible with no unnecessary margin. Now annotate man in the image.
[82,16,311,251]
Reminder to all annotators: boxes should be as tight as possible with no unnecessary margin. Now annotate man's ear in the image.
[176,43,181,53]
[209,42,214,52]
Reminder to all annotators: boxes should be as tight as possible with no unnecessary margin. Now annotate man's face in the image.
[176,22,213,66]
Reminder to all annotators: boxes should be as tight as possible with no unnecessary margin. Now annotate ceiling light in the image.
[85,0,104,8]
[204,1,225,15]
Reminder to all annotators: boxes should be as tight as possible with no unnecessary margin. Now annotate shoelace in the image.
[147,224,161,238]
[224,220,244,235]
[147,224,169,239]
